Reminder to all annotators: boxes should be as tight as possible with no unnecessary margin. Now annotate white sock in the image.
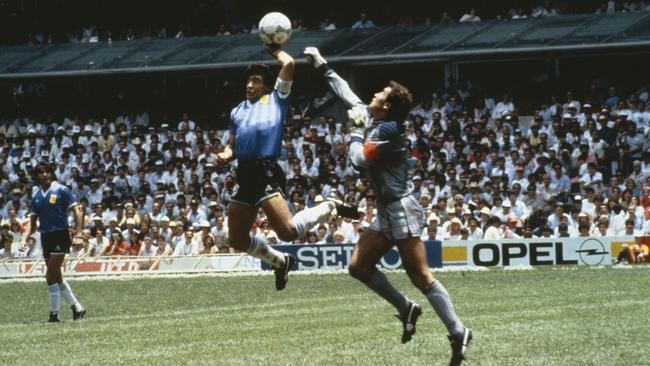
[292,202,335,238]
[247,236,286,268]
[48,284,60,314]
[60,281,83,312]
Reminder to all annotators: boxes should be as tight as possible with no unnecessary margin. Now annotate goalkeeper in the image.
[304,47,472,366]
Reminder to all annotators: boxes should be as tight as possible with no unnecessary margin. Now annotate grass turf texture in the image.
[1,266,649,366]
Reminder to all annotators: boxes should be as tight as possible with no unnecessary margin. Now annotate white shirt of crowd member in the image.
[351,13,375,29]
[459,9,481,23]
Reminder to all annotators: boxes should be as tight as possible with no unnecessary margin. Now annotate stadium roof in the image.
[1,11,650,79]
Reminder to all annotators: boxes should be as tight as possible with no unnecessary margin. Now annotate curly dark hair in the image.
[246,64,274,89]
[385,81,413,123]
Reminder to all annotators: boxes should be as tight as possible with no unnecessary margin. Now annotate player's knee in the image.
[45,269,59,284]
[275,225,296,242]
[348,261,372,282]
[227,234,249,251]
[405,268,432,291]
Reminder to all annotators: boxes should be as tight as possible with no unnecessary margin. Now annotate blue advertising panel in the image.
[261,241,442,270]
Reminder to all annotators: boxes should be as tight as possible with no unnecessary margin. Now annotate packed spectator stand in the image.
[1,78,650,261]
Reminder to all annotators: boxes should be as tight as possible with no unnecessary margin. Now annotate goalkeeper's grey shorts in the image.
[369,195,424,241]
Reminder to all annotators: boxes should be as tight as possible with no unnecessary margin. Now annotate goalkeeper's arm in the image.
[304,47,365,109]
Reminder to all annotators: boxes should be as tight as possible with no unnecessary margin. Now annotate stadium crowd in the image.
[1,80,650,262]
[10,0,650,46]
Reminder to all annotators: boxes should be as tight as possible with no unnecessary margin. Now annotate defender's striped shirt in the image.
[31,181,77,233]
[230,81,290,161]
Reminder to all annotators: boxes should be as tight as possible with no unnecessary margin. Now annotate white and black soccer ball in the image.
[258,12,292,45]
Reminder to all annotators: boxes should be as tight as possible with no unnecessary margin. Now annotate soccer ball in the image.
[258,12,292,45]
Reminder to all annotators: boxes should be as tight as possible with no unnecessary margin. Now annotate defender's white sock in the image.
[60,281,83,312]
[247,236,286,268]
[48,284,60,314]
[292,202,335,238]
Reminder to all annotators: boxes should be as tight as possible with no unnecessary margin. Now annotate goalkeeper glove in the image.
[304,47,327,68]
[347,105,370,129]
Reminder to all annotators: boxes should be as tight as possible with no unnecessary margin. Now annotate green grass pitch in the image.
[1,266,649,365]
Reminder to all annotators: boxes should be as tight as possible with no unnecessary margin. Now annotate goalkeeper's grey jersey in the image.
[324,69,410,203]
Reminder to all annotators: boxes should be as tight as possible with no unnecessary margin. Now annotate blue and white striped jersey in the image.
[230,87,290,161]
[31,181,76,233]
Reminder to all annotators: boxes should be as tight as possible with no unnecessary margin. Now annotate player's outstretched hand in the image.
[304,47,327,68]
[347,105,369,128]
[264,43,281,55]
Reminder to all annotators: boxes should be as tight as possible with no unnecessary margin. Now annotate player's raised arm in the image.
[267,45,294,83]
[304,47,364,109]
[266,45,294,100]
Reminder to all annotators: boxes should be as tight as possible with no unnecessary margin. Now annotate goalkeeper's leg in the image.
[349,230,416,339]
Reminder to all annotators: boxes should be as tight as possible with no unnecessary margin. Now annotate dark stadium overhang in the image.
[1,39,649,80]
[1,12,650,79]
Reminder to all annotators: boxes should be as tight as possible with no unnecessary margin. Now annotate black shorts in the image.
[231,158,286,206]
[42,230,72,260]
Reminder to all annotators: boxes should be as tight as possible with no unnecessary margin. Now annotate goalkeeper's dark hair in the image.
[385,81,413,123]
[246,64,274,89]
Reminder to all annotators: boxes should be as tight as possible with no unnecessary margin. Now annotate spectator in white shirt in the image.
[491,94,515,118]
[609,204,627,234]
[632,102,650,130]
[640,152,650,177]
[421,225,442,242]
[512,8,528,19]
[579,163,603,191]
[467,217,483,240]
[643,216,650,235]
[177,113,196,131]
[17,235,41,258]
[547,204,567,230]
[532,0,558,17]
[172,230,199,256]
[553,215,578,237]
[562,92,581,114]
[443,218,463,240]
[550,162,571,193]
[334,157,353,180]
[484,216,502,239]
[139,237,157,257]
[494,200,515,223]
[351,13,376,29]
[90,230,109,256]
[617,219,641,237]
[592,218,616,237]
[459,9,481,22]
[319,17,336,30]
[68,237,87,259]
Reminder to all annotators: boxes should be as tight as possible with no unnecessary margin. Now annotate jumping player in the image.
[215,44,355,290]
[20,163,86,323]
[305,47,472,365]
